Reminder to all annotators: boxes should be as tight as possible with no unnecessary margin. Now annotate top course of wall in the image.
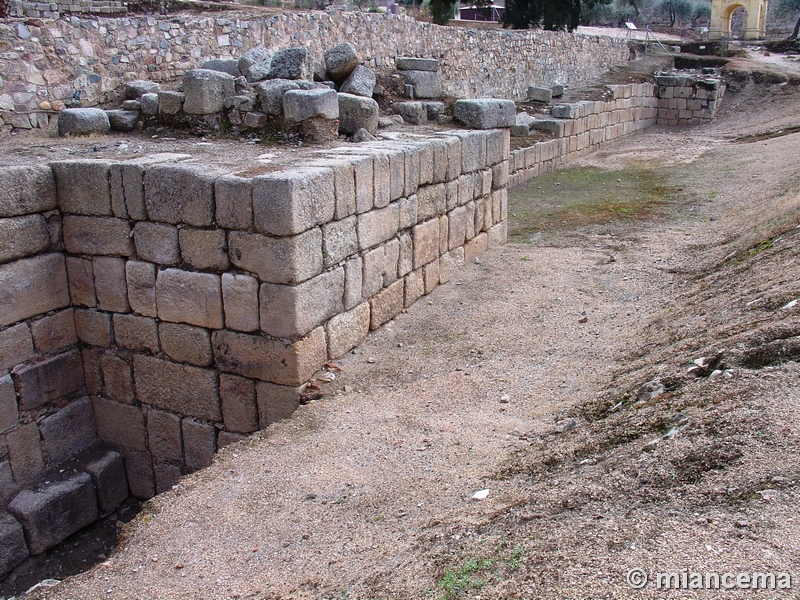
[0,9,630,115]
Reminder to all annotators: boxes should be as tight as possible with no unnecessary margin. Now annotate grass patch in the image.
[436,545,527,599]
[508,165,681,242]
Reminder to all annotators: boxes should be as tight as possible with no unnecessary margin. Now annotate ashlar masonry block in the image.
[156,269,223,330]
[133,355,220,421]
[253,168,335,236]
[0,253,70,328]
[228,229,322,285]
[144,164,217,227]
[51,161,111,216]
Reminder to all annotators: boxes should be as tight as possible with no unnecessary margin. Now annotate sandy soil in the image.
[20,58,800,600]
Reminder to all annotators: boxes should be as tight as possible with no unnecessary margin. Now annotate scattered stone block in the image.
[453,99,515,129]
[324,43,359,84]
[121,100,141,111]
[0,514,28,578]
[268,47,312,80]
[239,47,271,78]
[551,103,580,119]
[340,65,376,98]
[38,397,95,464]
[133,355,220,421]
[57,108,110,137]
[424,101,444,121]
[106,110,139,132]
[528,85,553,102]
[243,111,268,128]
[530,119,565,137]
[83,448,128,514]
[201,58,240,76]
[182,69,236,115]
[157,91,185,115]
[8,473,97,555]
[510,124,529,137]
[393,101,426,125]
[282,88,339,123]
[551,83,565,97]
[256,79,300,115]
[401,70,441,99]
[125,80,160,99]
[337,93,379,135]
[139,93,158,116]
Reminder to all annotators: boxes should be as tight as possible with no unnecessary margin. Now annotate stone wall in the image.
[0,9,630,126]
[7,0,127,20]
[655,74,725,125]
[0,130,507,576]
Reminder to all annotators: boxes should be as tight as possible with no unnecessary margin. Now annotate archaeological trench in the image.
[0,7,729,583]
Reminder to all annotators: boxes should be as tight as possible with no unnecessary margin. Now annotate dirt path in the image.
[33,71,800,600]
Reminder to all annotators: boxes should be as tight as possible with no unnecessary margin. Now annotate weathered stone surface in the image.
[201,58,240,76]
[0,215,51,264]
[256,79,300,115]
[322,215,358,267]
[0,166,56,218]
[182,419,216,470]
[144,164,217,227]
[101,353,135,404]
[219,374,258,434]
[0,375,19,432]
[182,69,236,115]
[228,229,322,285]
[370,279,404,329]
[179,228,229,272]
[551,103,580,119]
[62,216,134,256]
[357,203,399,251]
[14,349,84,411]
[0,514,28,577]
[326,302,370,359]
[268,47,312,80]
[156,269,223,330]
[106,110,139,132]
[393,101,426,125]
[5,423,44,486]
[324,43,359,84]
[215,176,253,230]
[528,85,553,103]
[362,239,400,299]
[253,167,334,236]
[416,183,446,222]
[221,273,259,333]
[396,57,439,72]
[93,256,129,313]
[343,255,363,310]
[147,408,182,461]
[139,93,158,116]
[404,269,424,307]
[239,47,271,78]
[412,218,440,269]
[401,70,441,99]
[488,220,507,247]
[125,261,157,318]
[81,348,101,396]
[66,257,95,308]
[453,99,515,129]
[423,259,439,294]
[551,83,565,97]
[57,108,110,137]
[159,322,212,367]
[0,253,69,328]
[133,222,179,265]
[39,398,95,464]
[153,462,182,494]
[0,323,34,374]
[337,93,379,136]
[8,473,97,555]
[157,91,185,115]
[83,448,128,514]
[259,269,344,339]
[213,328,326,387]
[424,101,445,121]
[256,381,302,426]
[340,65,376,98]
[133,355,220,421]
[92,396,146,452]
[124,450,155,500]
[464,231,489,263]
[30,309,77,355]
[283,88,338,123]
[74,309,111,347]
[218,431,247,449]
[126,80,160,99]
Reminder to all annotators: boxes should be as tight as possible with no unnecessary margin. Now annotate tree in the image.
[428,0,457,24]
[657,0,693,26]
[778,0,800,38]
[503,0,610,30]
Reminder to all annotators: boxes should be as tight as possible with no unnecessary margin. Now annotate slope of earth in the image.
[33,73,800,600]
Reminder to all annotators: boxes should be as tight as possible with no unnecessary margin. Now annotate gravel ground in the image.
[20,58,800,600]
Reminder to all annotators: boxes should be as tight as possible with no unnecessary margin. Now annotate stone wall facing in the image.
[655,74,725,125]
[0,9,630,127]
[0,130,508,576]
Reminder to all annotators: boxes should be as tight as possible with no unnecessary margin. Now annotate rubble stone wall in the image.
[0,130,508,574]
[655,74,725,125]
[0,9,630,127]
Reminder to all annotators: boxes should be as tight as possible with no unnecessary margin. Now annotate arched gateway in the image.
[710,0,768,38]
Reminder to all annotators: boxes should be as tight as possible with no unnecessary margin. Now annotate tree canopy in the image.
[502,0,612,31]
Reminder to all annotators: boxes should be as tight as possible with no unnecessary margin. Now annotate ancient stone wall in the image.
[0,9,630,128]
[0,130,508,576]
[655,74,725,125]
